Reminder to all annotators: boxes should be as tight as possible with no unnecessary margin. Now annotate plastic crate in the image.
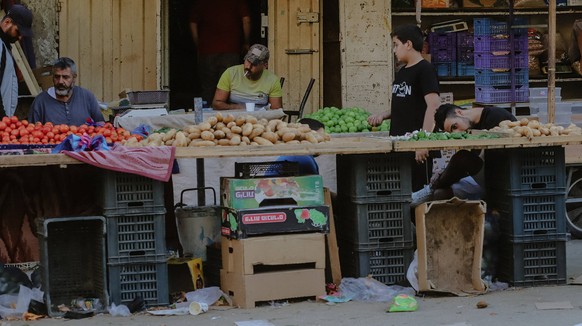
[457,49,474,63]
[127,90,169,105]
[475,85,529,103]
[474,34,528,52]
[474,68,529,87]
[457,63,475,76]
[336,198,413,247]
[457,31,474,47]
[108,261,169,306]
[434,62,457,77]
[428,32,457,49]
[487,189,567,238]
[103,171,165,216]
[336,153,413,200]
[37,216,108,317]
[474,51,528,69]
[106,212,167,262]
[339,242,415,285]
[234,161,299,178]
[497,238,567,286]
[484,146,566,191]
[530,87,561,98]
[430,48,456,63]
[473,17,528,36]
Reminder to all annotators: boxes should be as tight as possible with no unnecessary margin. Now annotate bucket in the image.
[175,187,221,261]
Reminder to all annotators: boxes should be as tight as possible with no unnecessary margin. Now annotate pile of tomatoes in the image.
[0,116,143,145]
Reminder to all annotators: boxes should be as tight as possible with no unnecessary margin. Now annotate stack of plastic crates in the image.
[335,153,415,285]
[484,147,568,286]
[429,32,457,77]
[102,171,169,306]
[473,17,529,104]
[457,31,475,77]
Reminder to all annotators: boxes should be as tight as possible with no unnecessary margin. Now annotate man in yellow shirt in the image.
[212,44,283,110]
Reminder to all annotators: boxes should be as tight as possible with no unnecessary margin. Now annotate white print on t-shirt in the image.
[393,82,412,97]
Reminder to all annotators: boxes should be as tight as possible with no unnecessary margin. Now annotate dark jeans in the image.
[198,53,241,106]
[431,150,483,190]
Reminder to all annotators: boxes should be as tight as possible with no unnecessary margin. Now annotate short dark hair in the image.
[298,118,325,131]
[434,104,461,131]
[52,57,78,75]
[391,24,424,52]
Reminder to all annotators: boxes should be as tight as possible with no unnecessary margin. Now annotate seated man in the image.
[212,44,283,111]
[411,104,517,206]
[29,57,104,126]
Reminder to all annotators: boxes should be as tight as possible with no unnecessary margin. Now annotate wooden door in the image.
[268,0,321,116]
[58,0,162,102]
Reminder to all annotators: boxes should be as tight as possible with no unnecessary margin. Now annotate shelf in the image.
[436,76,582,84]
[391,6,582,16]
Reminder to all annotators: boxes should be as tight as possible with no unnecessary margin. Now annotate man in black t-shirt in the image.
[411,104,517,207]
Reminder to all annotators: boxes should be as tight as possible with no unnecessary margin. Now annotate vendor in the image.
[28,57,104,126]
[212,44,283,111]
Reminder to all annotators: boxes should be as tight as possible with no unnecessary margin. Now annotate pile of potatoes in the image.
[122,113,331,147]
[490,118,582,139]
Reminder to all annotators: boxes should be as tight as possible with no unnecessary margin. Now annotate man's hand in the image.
[415,149,429,164]
[367,112,389,126]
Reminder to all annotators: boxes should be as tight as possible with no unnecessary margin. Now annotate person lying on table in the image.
[411,104,517,207]
[29,57,104,126]
[212,44,283,111]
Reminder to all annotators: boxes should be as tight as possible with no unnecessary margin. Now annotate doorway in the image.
[168,0,266,110]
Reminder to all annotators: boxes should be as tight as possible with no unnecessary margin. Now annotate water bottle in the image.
[194,97,203,124]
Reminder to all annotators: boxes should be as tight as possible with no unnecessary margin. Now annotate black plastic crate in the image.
[487,189,567,238]
[234,161,299,178]
[497,238,567,287]
[484,146,566,192]
[103,171,165,216]
[106,212,167,262]
[339,242,414,285]
[336,153,413,200]
[336,198,413,247]
[108,261,169,306]
[37,216,108,317]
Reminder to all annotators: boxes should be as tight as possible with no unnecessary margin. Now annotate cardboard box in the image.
[167,257,204,293]
[415,198,486,295]
[220,175,324,209]
[220,268,325,308]
[462,0,507,7]
[33,66,53,91]
[221,233,325,275]
[422,0,450,7]
[221,205,329,239]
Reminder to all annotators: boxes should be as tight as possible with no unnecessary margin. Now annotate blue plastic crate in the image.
[103,171,165,216]
[475,68,529,86]
[106,212,167,262]
[457,31,474,47]
[475,85,529,103]
[498,238,567,287]
[434,62,457,77]
[457,49,474,63]
[336,198,413,248]
[484,146,566,191]
[474,17,528,36]
[339,242,415,285]
[457,63,475,76]
[474,34,528,52]
[428,32,457,49]
[431,48,456,63]
[474,51,528,69]
[336,153,413,200]
[108,261,169,306]
[487,189,567,238]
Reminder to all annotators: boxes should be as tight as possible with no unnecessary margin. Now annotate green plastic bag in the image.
[387,294,418,313]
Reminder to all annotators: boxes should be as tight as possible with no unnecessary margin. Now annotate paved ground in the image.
[4,239,582,326]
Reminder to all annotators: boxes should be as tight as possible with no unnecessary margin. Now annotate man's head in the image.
[243,44,269,80]
[52,57,78,97]
[434,104,474,132]
[391,24,424,63]
[1,4,33,43]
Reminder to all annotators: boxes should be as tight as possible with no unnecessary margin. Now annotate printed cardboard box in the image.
[221,205,329,239]
[220,175,324,209]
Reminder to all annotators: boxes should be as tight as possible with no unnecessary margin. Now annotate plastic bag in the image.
[406,250,419,292]
[108,303,131,317]
[52,134,110,153]
[387,294,418,312]
[185,286,231,306]
[0,285,43,319]
[338,277,415,302]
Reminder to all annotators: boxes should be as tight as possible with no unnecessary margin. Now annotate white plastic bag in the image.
[185,286,231,306]
[108,303,131,317]
[406,250,419,292]
[0,285,43,319]
[338,277,415,302]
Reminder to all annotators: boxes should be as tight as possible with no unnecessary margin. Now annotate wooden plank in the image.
[566,144,582,165]
[324,187,342,285]
[89,0,104,101]
[78,0,92,91]
[143,0,158,89]
[102,0,115,101]
[12,42,40,95]
[393,135,582,151]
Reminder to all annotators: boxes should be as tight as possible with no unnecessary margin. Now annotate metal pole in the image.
[548,0,556,124]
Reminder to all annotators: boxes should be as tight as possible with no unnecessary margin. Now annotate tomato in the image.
[4,127,11,134]
[9,116,18,123]
[1,117,9,124]
[69,125,78,133]
[102,129,112,137]
[32,137,40,143]
[105,137,112,143]
[59,125,69,133]
[0,122,6,130]
[15,121,22,128]
[20,120,28,126]
[9,123,15,129]
[46,131,55,139]
[10,129,19,136]
[19,129,29,137]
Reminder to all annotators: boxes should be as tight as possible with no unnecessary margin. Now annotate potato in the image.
[532,129,541,137]
[239,141,248,146]
[267,119,279,132]
[215,122,226,130]
[207,116,218,127]
[282,132,296,142]
[199,122,212,131]
[174,131,188,147]
[242,136,251,144]
[201,130,215,141]
[253,136,273,146]
[235,116,246,126]
[286,140,300,144]
[258,118,269,126]
[261,131,278,143]
[229,135,241,145]
[231,126,243,134]
[276,121,288,131]
[246,116,258,124]
[298,125,312,133]
[214,130,226,139]
[192,140,216,146]
[304,132,319,144]
[527,120,540,129]
[184,125,201,134]
[250,142,259,146]
[519,118,529,126]
[242,122,254,136]
[215,112,223,122]
[218,138,231,146]
[165,139,174,146]
[249,126,265,139]
[162,129,177,141]
[223,114,235,124]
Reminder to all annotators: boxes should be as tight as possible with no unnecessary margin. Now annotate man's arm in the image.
[268,97,282,110]
[422,92,441,132]
[212,89,243,110]
[368,111,391,126]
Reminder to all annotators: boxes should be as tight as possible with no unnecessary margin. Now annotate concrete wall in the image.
[22,0,59,68]
[339,0,393,114]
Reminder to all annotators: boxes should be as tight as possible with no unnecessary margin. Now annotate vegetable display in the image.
[123,113,331,147]
[490,118,582,138]
[305,107,390,133]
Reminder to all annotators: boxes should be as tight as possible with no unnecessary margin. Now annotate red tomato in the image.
[46,131,55,139]
[9,116,18,123]
[0,122,6,130]
[1,117,9,124]
[19,129,29,137]
[20,119,28,126]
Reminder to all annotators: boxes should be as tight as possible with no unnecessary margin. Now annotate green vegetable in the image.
[305,107,389,134]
